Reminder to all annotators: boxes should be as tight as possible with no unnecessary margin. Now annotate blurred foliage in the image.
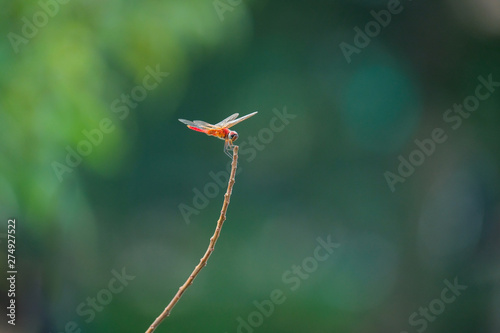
[0,0,500,332]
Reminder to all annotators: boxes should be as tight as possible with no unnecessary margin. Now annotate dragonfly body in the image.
[179,112,257,157]
[186,126,232,141]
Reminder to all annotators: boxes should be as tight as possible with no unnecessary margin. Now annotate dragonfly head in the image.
[228,131,239,143]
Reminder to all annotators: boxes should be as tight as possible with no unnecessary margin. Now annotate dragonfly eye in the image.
[229,132,238,142]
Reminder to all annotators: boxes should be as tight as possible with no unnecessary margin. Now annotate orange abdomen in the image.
[187,126,229,140]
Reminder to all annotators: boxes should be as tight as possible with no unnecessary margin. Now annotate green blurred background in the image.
[1,0,500,332]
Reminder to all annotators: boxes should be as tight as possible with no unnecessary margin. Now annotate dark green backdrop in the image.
[1,0,499,332]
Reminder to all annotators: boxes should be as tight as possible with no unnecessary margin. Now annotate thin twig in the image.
[146,146,239,333]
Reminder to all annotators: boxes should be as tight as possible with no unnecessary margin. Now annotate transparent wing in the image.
[224,111,258,129]
[215,113,239,127]
[192,120,219,129]
[179,118,214,130]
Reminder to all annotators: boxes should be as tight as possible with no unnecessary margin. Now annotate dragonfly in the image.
[179,111,258,157]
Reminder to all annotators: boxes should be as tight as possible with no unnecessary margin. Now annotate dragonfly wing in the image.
[192,120,219,129]
[215,113,239,127]
[224,111,258,129]
[179,118,197,126]
[179,119,212,131]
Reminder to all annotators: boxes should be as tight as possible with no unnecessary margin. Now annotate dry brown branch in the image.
[146,146,239,333]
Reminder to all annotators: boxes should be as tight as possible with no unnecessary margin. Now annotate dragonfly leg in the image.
[224,140,234,158]
[224,145,232,158]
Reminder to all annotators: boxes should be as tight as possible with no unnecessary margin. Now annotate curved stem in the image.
[146,146,239,333]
